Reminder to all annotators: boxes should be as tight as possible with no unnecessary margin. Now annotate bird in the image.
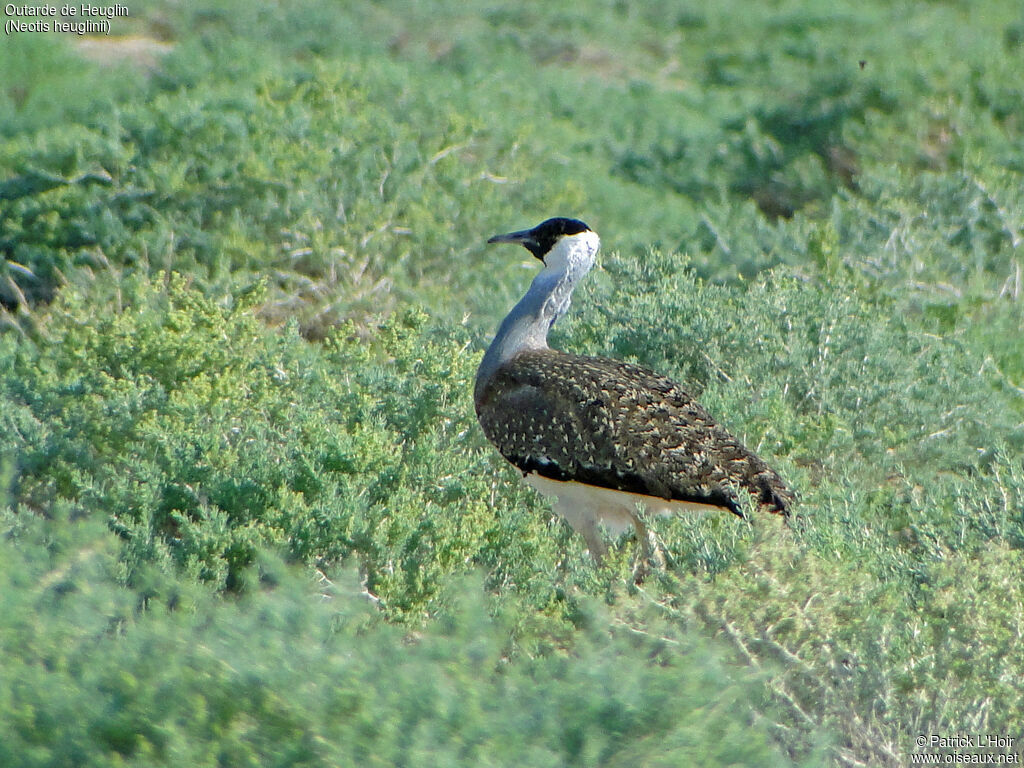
[474,217,793,575]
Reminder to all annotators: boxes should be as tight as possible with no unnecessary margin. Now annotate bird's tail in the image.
[747,460,795,517]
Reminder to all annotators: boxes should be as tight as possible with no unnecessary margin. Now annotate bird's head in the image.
[487,217,600,273]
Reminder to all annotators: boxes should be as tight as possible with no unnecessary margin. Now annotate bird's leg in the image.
[580,520,608,565]
[630,512,665,584]
[550,495,609,565]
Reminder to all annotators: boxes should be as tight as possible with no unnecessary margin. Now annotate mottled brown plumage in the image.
[475,348,793,518]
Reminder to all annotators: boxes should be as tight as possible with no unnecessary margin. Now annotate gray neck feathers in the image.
[476,232,599,401]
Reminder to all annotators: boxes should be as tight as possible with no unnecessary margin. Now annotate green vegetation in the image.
[1,0,1022,765]
[0,517,798,767]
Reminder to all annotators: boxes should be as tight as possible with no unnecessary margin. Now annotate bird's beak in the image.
[487,228,543,260]
[487,228,533,245]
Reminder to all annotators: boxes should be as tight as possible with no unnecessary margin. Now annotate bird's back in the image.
[475,348,793,516]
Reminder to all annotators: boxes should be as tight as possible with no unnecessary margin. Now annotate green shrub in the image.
[3,0,1024,765]
[2,274,549,610]
[0,515,801,768]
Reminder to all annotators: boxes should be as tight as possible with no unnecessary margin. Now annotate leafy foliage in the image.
[0,517,797,767]
[2,0,1023,765]
[2,275,568,612]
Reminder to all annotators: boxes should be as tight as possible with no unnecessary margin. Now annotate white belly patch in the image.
[523,472,721,537]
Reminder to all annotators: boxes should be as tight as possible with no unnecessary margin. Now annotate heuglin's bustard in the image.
[474,217,793,572]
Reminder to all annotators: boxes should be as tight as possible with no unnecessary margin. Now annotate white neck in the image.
[476,230,600,395]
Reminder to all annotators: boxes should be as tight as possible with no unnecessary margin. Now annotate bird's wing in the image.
[477,350,792,515]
